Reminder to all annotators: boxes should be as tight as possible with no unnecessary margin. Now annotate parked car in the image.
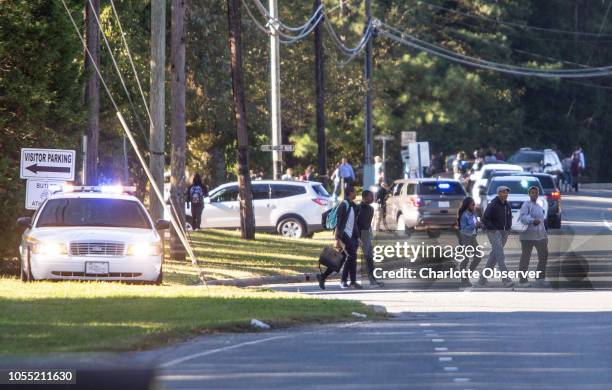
[508,148,563,180]
[470,163,523,212]
[385,178,467,238]
[504,172,561,229]
[18,185,169,284]
[484,176,548,232]
[187,180,330,238]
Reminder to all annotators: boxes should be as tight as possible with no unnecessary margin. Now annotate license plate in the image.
[438,201,450,208]
[85,262,109,275]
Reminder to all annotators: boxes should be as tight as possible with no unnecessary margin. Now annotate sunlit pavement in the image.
[152,188,612,389]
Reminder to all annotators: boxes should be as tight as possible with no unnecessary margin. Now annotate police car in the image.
[17,185,169,284]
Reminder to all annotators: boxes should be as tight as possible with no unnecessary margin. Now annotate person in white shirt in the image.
[281,168,294,181]
[518,186,550,288]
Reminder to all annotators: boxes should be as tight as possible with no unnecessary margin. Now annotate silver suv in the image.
[385,179,467,238]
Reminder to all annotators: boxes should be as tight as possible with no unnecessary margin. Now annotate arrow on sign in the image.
[26,164,71,175]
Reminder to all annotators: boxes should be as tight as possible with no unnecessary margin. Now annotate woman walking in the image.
[457,197,483,288]
[186,173,208,231]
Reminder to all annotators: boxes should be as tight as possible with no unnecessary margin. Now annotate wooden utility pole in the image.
[85,0,100,185]
[313,0,326,183]
[363,0,374,188]
[149,0,166,221]
[227,0,255,239]
[170,0,186,260]
[269,0,282,179]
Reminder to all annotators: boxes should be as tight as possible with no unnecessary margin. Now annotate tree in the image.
[85,0,100,184]
[227,0,255,239]
[170,0,187,259]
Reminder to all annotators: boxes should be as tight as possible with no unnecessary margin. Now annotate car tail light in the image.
[547,191,561,201]
[410,196,422,207]
[312,197,328,206]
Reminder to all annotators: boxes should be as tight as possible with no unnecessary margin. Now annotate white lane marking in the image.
[431,338,445,343]
[453,377,471,383]
[444,367,458,372]
[160,322,363,368]
[160,335,288,367]
[438,357,452,362]
[423,329,435,333]
[435,347,448,352]
[419,323,432,327]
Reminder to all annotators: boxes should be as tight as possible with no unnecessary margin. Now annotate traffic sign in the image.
[260,144,294,152]
[20,148,76,180]
[25,179,66,210]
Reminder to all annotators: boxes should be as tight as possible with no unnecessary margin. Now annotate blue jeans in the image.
[480,230,510,282]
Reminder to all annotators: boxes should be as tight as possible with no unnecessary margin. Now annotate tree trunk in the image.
[314,0,326,183]
[85,0,100,185]
[149,0,166,221]
[227,0,255,239]
[170,0,186,260]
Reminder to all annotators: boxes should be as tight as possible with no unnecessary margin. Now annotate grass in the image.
[0,277,373,355]
[164,229,334,285]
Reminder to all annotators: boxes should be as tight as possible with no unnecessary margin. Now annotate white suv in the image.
[187,180,330,238]
[18,186,168,284]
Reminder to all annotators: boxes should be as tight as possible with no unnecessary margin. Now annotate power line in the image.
[414,0,612,38]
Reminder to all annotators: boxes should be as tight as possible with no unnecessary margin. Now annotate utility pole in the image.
[227,0,256,239]
[314,0,326,183]
[170,0,186,260]
[363,0,374,189]
[149,0,166,221]
[269,0,282,179]
[85,0,100,185]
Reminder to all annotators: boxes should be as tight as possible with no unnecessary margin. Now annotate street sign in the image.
[401,131,417,147]
[20,148,76,180]
[260,144,294,152]
[25,179,66,210]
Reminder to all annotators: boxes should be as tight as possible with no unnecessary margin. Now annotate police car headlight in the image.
[31,240,67,256]
[127,242,162,256]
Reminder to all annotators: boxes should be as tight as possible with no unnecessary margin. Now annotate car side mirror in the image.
[155,219,171,230]
[17,217,32,228]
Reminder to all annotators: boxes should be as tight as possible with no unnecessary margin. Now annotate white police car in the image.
[17,185,169,284]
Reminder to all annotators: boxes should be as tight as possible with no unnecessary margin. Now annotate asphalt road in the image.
[150,187,612,389]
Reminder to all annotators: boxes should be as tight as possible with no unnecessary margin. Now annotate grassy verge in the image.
[0,277,372,355]
[164,229,334,285]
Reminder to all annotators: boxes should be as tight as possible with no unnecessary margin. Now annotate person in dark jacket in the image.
[476,185,514,288]
[186,173,208,231]
[375,179,390,231]
[317,187,360,289]
[357,190,383,287]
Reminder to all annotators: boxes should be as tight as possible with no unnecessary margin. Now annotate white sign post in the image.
[408,142,430,178]
[25,179,66,210]
[20,148,76,181]
[260,144,294,152]
[401,131,417,147]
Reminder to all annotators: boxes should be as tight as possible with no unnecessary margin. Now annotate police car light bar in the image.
[52,185,137,194]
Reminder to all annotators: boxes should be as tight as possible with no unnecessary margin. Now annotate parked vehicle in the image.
[187,180,330,238]
[484,176,548,232]
[385,178,467,238]
[470,163,523,212]
[18,185,168,284]
[508,148,563,180]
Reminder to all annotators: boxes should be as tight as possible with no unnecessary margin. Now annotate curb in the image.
[207,272,318,287]
[580,183,612,190]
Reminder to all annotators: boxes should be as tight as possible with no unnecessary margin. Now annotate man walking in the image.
[477,186,514,288]
[357,190,383,287]
[518,186,550,287]
[338,157,356,189]
[335,186,361,289]
[375,179,390,231]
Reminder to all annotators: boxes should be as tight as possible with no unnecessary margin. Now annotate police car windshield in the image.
[36,198,151,229]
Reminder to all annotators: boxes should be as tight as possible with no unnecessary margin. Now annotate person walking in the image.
[456,197,483,288]
[476,186,514,288]
[330,162,341,200]
[338,157,356,189]
[562,156,572,193]
[518,186,550,288]
[282,168,294,181]
[570,152,581,192]
[186,173,208,231]
[317,186,361,289]
[302,165,315,181]
[375,179,390,231]
[357,190,383,287]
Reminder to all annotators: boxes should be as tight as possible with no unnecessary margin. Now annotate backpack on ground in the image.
[321,200,349,230]
[190,185,204,204]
